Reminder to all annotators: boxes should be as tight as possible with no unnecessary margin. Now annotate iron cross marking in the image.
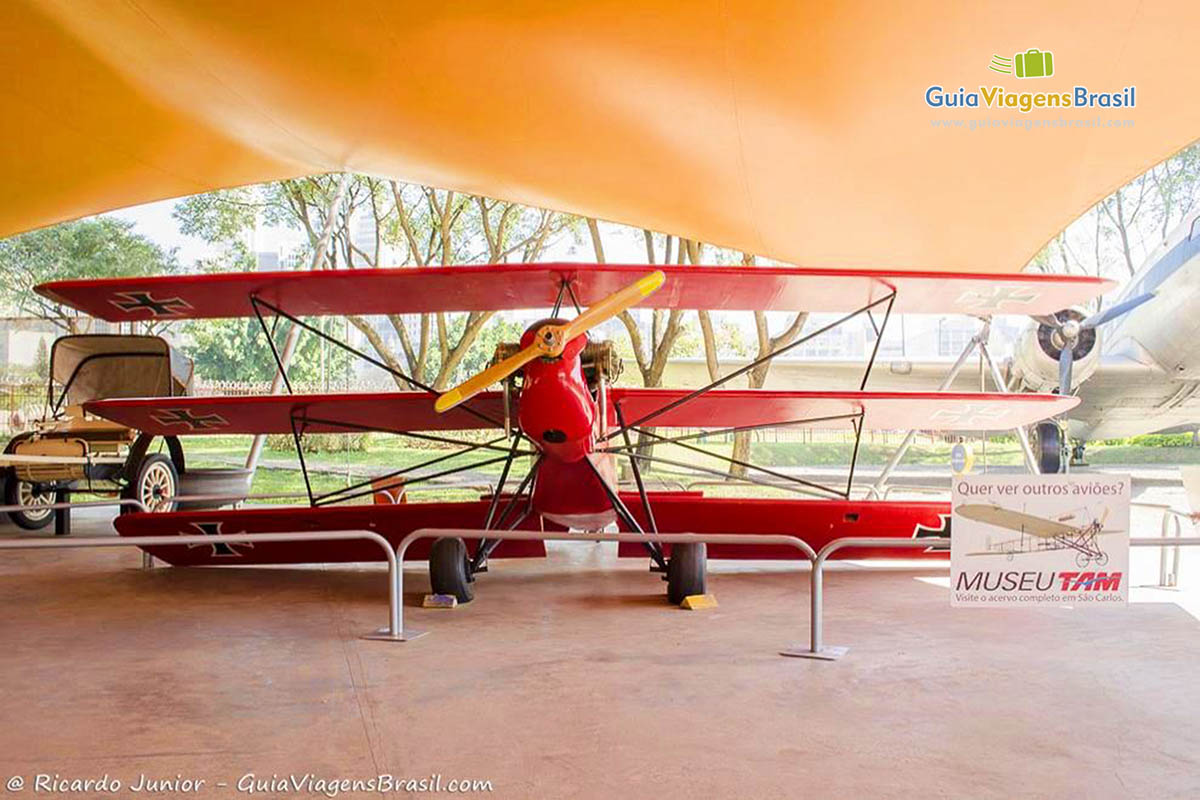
[186,521,254,558]
[109,291,193,317]
[929,404,1009,427]
[955,285,1039,313]
[150,408,229,431]
[913,513,951,551]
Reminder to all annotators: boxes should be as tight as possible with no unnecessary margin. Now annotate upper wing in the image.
[85,391,506,435]
[36,264,1114,322]
[955,504,1078,538]
[607,389,1078,431]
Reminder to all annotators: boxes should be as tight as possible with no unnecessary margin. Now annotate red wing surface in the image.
[85,391,505,435]
[607,389,1078,431]
[38,263,1114,321]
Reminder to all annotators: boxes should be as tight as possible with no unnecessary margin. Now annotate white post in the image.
[244,173,352,473]
[871,319,988,494]
[977,337,1040,474]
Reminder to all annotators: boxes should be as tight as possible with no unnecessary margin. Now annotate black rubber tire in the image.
[121,453,178,514]
[667,542,707,605]
[429,537,474,603]
[3,433,55,530]
[2,470,55,530]
[1033,422,1063,474]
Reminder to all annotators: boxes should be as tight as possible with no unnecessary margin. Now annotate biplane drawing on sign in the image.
[951,475,1130,607]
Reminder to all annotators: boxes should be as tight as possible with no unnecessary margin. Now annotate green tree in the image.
[33,337,49,379]
[172,175,579,390]
[183,317,350,386]
[0,218,178,333]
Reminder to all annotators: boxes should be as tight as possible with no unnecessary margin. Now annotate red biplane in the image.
[37,264,1107,603]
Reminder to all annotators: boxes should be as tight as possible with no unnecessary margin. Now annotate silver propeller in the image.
[1043,292,1154,395]
[1080,292,1155,330]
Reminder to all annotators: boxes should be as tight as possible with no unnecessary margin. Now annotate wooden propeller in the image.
[435,270,665,413]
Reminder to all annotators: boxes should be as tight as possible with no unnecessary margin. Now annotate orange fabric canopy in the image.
[1,1,1197,271]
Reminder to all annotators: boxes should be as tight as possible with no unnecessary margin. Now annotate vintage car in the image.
[1,334,200,528]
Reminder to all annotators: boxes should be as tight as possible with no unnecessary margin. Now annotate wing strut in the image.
[613,401,659,536]
[470,449,541,574]
[285,409,533,508]
[583,453,668,572]
[618,415,862,500]
[601,290,896,439]
[249,295,505,430]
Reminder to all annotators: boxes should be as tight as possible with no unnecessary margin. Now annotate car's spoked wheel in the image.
[4,477,55,530]
[429,536,474,603]
[666,542,707,605]
[127,453,178,513]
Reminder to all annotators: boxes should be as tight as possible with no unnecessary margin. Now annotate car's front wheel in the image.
[122,453,178,514]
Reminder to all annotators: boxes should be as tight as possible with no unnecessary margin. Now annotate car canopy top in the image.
[50,335,193,409]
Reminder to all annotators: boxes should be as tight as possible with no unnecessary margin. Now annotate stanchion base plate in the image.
[361,628,427,642]
[780,645,848,661]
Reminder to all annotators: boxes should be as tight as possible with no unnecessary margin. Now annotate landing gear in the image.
[666,542,707,605]
[1031,421,1065,474]
[429,536,475,603]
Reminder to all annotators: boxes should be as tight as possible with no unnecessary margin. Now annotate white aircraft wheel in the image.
[1075,551,1092,568]
[429,536,474,603]
[666,542,707,605]
[1095,552,1109,567]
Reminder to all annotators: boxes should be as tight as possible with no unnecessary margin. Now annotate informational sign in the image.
[951,474,1130,607]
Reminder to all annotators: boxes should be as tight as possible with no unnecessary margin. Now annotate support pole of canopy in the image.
[870,317,1039,496]
[244,172,351,474]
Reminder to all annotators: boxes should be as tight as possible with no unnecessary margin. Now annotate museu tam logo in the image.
[925,48,1136,114]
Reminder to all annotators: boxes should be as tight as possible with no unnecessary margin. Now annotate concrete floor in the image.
[2,504,1200,799]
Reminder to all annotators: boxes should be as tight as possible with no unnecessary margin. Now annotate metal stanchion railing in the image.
[0,530,403,641]
[397,528,817,643]
[799,535,1200,662]
[0,498,148,516]
[783,536,951,661]
[1155,510,1192,588]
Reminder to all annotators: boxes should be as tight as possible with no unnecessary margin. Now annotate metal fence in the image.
[0,380,48,435]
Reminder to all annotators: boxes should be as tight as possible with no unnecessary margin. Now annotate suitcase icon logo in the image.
[989,49,1055,79]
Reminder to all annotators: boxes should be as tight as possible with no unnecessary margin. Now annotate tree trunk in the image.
[725,256,808,477]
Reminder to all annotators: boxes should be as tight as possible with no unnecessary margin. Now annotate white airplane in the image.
[675,210,1196,474]
[956,504,1121,568]
[1008,209,1200,471]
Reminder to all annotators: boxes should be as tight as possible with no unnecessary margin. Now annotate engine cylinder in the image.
[1011,308,1099,393]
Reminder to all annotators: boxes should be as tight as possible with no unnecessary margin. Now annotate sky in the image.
[102,197,300,269]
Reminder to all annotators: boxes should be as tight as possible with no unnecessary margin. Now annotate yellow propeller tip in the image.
[639,270,666,295]
[434,391,461,413]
